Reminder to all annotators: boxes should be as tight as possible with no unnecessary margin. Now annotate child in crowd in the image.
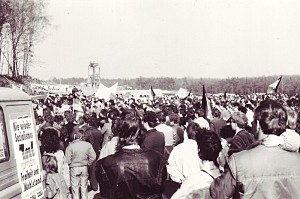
[42,155,70,199]
[65,129,96,199]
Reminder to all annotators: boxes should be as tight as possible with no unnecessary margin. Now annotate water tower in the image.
[88,62,100,88]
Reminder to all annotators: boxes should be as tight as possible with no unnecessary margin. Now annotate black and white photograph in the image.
[1,0,300,198]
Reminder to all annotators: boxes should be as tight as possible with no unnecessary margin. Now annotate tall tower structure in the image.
[88,62,100,88]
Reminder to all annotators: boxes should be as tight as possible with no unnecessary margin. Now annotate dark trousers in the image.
[89,160,99,191]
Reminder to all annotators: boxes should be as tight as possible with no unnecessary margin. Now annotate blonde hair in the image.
[42,155,58,174]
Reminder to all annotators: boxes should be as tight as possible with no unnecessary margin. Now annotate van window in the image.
[0,107,9,162]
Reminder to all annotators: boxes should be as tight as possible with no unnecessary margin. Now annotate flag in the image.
[150,86,156,98]
[177,88,189,99]
[95,82,118,101]
[201,85,213,121]
[267,76,282,94]
[182,89,192,100]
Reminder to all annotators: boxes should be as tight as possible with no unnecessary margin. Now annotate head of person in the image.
[87,116,98,128]
[196,129,222,167]
[74,129,85,140]
[212,108,221,119]
[238,106,247,114]
[143,111,158,128]
[253,99,287,139]
[195,108,205,118]
[44,114,54,126]
[230,111,248,131]
[169,113,180,125]
[42,155,58,174]
[186,122,201,140]
[40,127,60,154]
[116,109,146,150]
[156,111,166,123]
[64,110,74,123]
[187,108,195,120]
[108,108,120,122]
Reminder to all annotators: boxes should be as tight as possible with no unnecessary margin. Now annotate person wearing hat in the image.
[228,111,255,156]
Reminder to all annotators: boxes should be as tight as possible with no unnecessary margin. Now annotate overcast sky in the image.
[32,0,300,80]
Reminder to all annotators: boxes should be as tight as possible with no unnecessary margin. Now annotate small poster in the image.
[10,118,44,199]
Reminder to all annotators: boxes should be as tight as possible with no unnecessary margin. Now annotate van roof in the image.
[0,87,31,101]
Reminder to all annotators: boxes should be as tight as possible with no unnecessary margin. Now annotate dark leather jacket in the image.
[96,147,167,199]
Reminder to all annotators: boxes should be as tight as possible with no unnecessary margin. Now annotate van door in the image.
[0,103,44,199]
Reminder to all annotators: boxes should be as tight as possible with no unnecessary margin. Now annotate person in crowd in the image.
[156,111,176,156]
[73,114,90,135]
[37,114,54,138]
[210,99,300,199]
[169,113,185,145]
[210,108,227,136]
[101,108,119,147]
[263,106,300,152]
[63,110,77,143]
[171,129,222,199]
[96,109,167,199]
[84,116,103,192]
[245,103,254,126]
[142,111,165,155]
[65,129,96,199]
[220,102,231,121]
[40,127,68,186]
[167,122,202,184]
[99,118,120,159]
[227,111,255,156]
[194,108,210,130]
[42,155,70,199]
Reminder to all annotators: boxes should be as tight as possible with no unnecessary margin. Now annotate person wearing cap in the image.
[228,111,255,156]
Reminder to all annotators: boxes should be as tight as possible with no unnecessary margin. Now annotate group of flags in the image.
[149,75,283,121]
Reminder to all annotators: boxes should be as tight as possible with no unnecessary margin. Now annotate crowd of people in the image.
[35,86,300,199]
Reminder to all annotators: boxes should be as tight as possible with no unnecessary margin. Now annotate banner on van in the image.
[10,118,44,199]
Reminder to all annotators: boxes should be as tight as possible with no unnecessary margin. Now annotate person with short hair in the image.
[228,111,255,156]
[65,129,96,199]
[167,122,203,184]
[171,129,222,199]
[142,111,165,155]
[210,99,300,199]
[96,109,167,199]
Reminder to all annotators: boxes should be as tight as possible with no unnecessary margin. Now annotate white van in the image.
[0,87,45,199]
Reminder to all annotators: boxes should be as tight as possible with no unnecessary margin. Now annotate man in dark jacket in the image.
[96,109,167,199]
[228,111,255,156]
[142,111,165,155]
[85,116,103,192]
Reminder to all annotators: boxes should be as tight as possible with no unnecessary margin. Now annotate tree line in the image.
[51,75,300,96]
[0,0,49,79]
